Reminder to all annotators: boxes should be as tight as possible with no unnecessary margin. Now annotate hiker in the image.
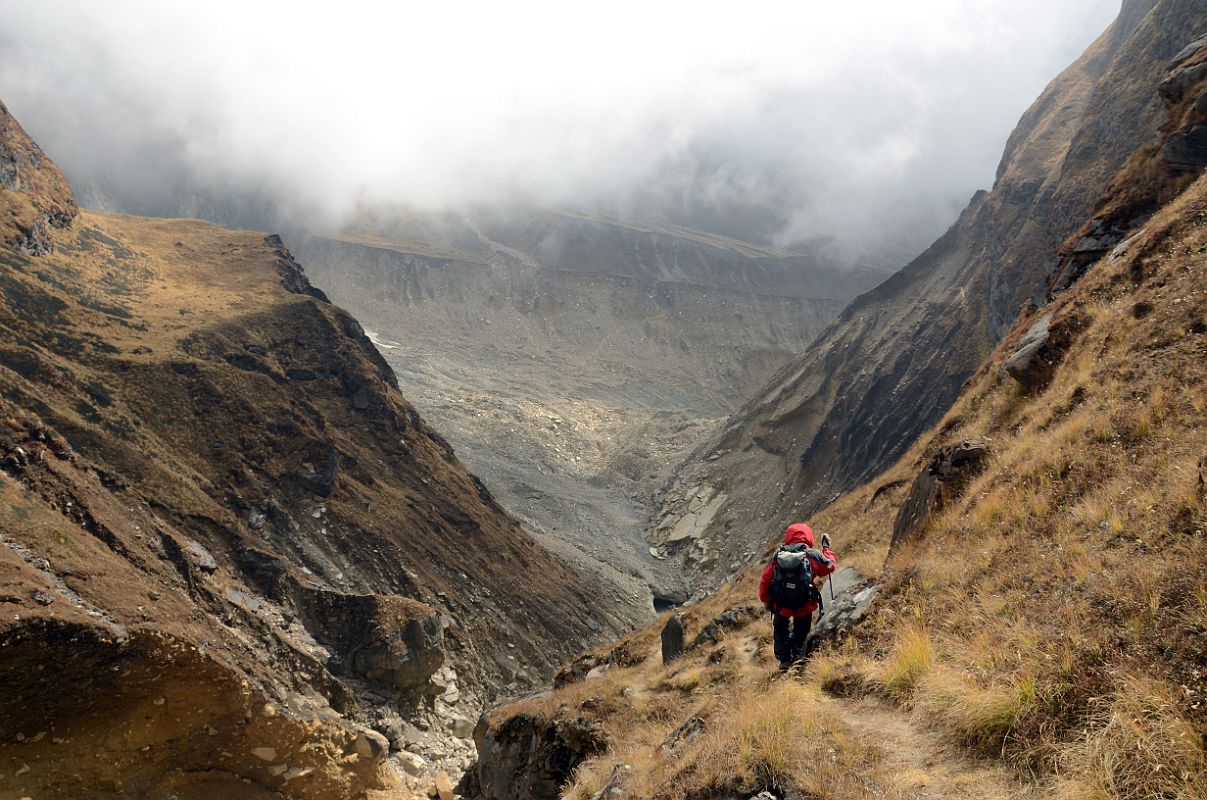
[758,523,836,670]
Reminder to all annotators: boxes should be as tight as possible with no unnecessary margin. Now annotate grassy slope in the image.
[480,171,1207,800]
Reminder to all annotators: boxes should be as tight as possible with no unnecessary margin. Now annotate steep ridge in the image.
[297,205,888,610]
[466,20,1207,798]
[0,98,76,254]
[0,102,628,798]
[654,0,1207,590]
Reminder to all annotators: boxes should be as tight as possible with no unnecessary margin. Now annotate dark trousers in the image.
[773,612,812,665]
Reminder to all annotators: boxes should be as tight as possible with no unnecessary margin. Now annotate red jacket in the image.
[758,523,836,618]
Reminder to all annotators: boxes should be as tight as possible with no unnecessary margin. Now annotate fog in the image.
[0,0,1119,264]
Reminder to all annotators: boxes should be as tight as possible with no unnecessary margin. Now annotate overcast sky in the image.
[0,0,1119,262]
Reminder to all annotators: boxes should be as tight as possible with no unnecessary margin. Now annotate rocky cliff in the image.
[0,102,625,798]
[297,206,888,612]
[654,0,1207,589]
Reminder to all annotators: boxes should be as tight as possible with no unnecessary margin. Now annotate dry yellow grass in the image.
[803,174,1207,790]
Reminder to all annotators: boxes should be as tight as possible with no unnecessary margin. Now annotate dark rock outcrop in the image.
[295,588,445,694]
[661,614,686,663]
[293,443,340,497]
[891,440,990,551]
[1004,312,1057,391]
[1163,125,1207,170]
[465,712,607,800]
[689,602,763,650]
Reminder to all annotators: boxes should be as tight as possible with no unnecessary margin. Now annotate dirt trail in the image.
[822,696,1026,800]
[732,633,1024,799]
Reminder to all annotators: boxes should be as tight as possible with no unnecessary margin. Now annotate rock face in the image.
[1163,125,1207,170]
[654,0,1206,590]
[891,440,990,551]
[464,711,607,800]
[0,100,625,798]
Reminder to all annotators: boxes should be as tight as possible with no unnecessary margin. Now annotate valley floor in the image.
[362,326,715,617]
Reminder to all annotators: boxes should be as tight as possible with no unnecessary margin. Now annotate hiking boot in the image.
[778,660,792,672]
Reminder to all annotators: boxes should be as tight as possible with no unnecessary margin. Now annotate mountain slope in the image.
[0,101,626,798]
[654,0,1207,588]
[464,23,1207,799]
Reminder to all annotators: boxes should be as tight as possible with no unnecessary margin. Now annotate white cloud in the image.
[0,0,1119,259]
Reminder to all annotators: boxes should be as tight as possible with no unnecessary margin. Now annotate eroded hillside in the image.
[655,0,1207,591]
[0,102,631,798]
[297,206,888,610]
[464,43,1207,800]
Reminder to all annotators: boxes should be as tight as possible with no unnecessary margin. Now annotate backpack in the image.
[768,544,823,612]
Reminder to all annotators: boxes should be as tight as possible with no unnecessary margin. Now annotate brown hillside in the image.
[0,103,626,797]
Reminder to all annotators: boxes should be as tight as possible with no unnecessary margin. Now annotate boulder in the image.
[295,588,444,693]
[396,750,426,776]
[352,728,390,762]
[891,440,989,551]
[449,714,474,739]
[185,539,219,574]
[294,444,340,497]
[660,715,705,752]
[660,615,685,664]
[464,712,606,800]
[1003,312,1055,391]
[807,569,879,651]
[433,772,456,800]
[689,602,762,650]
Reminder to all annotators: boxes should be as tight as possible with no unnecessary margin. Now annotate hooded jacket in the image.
[758,523,836,618]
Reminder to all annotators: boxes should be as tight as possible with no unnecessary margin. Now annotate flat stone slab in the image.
[809,568,878,649]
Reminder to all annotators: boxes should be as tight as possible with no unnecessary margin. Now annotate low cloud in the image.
[0,0,1119,264]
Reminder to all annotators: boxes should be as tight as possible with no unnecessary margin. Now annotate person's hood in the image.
[784,523,814,547]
